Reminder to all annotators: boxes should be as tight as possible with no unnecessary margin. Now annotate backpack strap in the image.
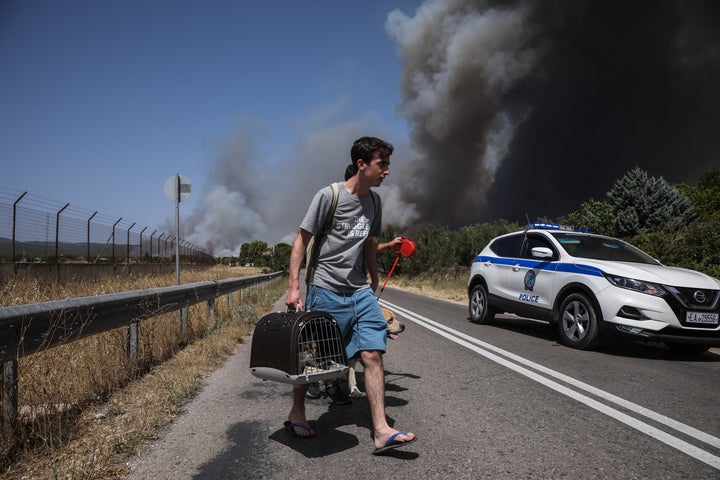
[369,190,381,234]
[305,183,340,286]
[361,190,381,278]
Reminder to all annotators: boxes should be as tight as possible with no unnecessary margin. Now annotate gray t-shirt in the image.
[301,182,382,293]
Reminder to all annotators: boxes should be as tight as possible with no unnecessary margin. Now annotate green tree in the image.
[565,198,616,236]
[678,168,720,277]
[239,240,268,266]
[607,167,694,236]
[269,242,292,272]
[683,219,720,278]
[677,168,720,222]
[410,224,458,274]
[626,227,684,266]
[456,220,520,266]
[217,256,233,266]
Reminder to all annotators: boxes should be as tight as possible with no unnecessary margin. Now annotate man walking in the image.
[284,136,417,454]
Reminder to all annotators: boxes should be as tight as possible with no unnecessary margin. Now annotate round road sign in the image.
[164,174,191,202]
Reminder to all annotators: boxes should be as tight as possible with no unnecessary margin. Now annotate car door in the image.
[485,233,524,302]
[507,233,559,312]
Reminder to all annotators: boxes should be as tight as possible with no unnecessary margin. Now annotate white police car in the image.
[467,224,720,353]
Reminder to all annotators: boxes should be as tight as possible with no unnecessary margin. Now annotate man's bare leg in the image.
[287,384,315,437]
[360,350,415,449]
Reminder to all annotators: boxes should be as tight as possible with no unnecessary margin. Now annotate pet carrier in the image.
[249,310,349,385]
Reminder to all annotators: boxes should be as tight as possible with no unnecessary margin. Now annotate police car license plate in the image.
[686,311,719,325]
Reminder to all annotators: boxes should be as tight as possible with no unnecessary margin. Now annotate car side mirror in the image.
[531,247,554,259]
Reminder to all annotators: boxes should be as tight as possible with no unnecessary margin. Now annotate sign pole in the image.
[164,174,192,337]
[175,174,186,336]
[175,173,181,286]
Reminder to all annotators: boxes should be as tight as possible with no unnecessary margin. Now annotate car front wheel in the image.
[469,284,495,324]
[558,292,601,350]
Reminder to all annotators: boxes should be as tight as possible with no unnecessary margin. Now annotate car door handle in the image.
[484,261,492,267]
[512,265,521,272]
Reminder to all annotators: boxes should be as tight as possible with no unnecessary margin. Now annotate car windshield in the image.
[550,232,661,264]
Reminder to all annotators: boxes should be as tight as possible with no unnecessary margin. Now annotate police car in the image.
[467,224,720,353]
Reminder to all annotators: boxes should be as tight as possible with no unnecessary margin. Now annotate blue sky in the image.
[1,0,422,255]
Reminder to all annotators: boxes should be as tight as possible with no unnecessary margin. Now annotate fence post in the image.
[165,236,172,261]
[139,227,148,260]
[2,360,18,445]
[150,230,157,263]
[125,323,138,367]
[55,203,69,282]
[207,298,216,330]
[111,217,122,265]
[180,307,188,342]
[157,233,165,260]
[12,192,28,275]
[87,211,97,263]
[126,223,136,267]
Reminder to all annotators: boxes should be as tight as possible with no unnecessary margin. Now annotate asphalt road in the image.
[124,288,720,480]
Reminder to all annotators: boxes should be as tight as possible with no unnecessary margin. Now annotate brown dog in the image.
[347,306,405,398]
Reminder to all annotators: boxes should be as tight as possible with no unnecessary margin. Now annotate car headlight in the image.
[603,274,666,296]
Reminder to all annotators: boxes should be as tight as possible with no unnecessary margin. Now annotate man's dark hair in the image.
[346,136,393,179]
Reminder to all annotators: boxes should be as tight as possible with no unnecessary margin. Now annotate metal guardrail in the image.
[0,271,283,442]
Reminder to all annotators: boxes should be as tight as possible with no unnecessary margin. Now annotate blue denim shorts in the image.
[306,285,386,359]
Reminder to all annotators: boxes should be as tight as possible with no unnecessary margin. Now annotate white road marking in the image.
[380,300,720,471]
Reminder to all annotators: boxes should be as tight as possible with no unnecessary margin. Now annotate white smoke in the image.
[185,185,266,258]
[182,116,420,256]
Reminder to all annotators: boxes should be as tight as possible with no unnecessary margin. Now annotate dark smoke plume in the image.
[387,0,720,228]
[183,0,718,256]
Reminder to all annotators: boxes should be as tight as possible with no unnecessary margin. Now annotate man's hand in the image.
[286,229,312,311]
[285,286,304,311]
[378,237,403,253]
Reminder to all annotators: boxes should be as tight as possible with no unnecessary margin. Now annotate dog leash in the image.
[376,236,415,300]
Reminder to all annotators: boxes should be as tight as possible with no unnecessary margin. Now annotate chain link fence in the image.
[0,187,214,268]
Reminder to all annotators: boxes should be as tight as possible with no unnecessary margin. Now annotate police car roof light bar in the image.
[529,223,591,233]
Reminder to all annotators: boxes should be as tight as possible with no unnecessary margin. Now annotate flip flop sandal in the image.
[372,431,417,455]
[284,421,315,438]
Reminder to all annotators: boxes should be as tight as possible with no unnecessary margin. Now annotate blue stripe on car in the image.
[472,256,605,277]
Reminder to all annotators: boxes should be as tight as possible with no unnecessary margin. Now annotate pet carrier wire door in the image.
[249,310,349,385]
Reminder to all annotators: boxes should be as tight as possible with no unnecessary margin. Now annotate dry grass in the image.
[1,265,284,480]
[388,269,468,305]
[0,266,266,307]
[0,267,465,479]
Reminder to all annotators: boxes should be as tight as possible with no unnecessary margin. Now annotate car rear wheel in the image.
[558,292,601,350]
[469,284,495,324]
